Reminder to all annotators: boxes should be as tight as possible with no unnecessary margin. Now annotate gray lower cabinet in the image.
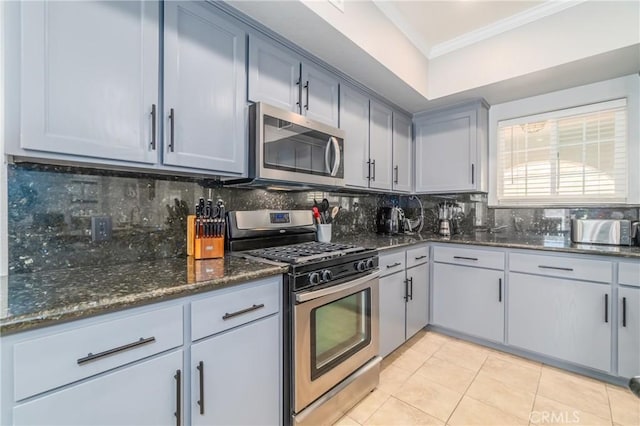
[405,263,429,340]
[508,272,611,372]
[618,286,640,378]
[191,315,280,426]
[432,262,504,343]
[13,351,183,426]
[379,270,407,358]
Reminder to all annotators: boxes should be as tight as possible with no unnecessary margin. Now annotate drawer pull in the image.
[498,278,502,302]
[622,297,627,327]
[77,336,156,365]
[386,262,402,269]
[174,369,181,426]
[604,293,609,323]
[222,304,265,321]
[415,255,427,260]
[197,361,205,415]
[538,265,573,272]
[453,256,478,261]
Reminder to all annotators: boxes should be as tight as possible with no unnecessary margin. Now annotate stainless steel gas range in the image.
[227,210,381,426]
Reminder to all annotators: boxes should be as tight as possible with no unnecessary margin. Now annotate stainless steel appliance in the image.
[230,103,345,188]
[226,210,381,426]
[376,206,404,235]
[571,219,637,246]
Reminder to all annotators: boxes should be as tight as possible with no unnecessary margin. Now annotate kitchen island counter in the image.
[334,232,640,259]
[0,256,287,335]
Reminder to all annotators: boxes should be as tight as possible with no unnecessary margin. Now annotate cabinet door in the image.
[406,263,429,339]
[13,351,182,426]
[340,85,370,189]
[369,101,393,191]
[508,273,611,372]
[163,2,246,174]
[191,315,280,426]
[432,263,504,342]
[392,112,412,193]
[415,110,476,193]
[248,35,300,113]
[20,1,159,164]
[379,272,407,358]
[619,287,640,378]
[301,62,339,127]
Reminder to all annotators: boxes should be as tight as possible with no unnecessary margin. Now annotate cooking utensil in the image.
[312,207,322,224]
[330,206,340,221]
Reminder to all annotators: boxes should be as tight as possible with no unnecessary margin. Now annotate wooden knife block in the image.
[187,215,224,260]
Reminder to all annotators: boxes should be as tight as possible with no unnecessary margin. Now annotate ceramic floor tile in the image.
[415,355,477,393]
[448,395,529,426]
[432,339,488,372]
[333,415,361,426]
[410,333,449,358]
[346,388,390,425]
[381,349,402,371]
[378,363,412,395]
[466,373,535,422]
[477,356,542,394]
[393,373,463,422]
[392,347,431,374]
[363,396,444,426]
[530,395,612,426]
[537,366,611,420]
[606,384,640,426]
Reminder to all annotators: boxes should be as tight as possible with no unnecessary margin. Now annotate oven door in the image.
[293,271,380,413]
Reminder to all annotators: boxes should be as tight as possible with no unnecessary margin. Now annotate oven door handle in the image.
[295,270,381,303]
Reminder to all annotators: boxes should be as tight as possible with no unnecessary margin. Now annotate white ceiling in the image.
[374,0,544,56]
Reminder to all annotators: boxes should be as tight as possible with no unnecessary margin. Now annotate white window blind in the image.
[496,99,628,206]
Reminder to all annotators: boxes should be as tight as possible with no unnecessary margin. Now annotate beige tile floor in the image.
[335,331,640,426]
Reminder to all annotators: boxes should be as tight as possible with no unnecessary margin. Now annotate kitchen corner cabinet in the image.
[248,34,339,127]
[339,84,408,193]
[19,1,160,164]
[163,1,246,174]
[414,100,488,193]
[431,245,505,343]
[379,245,429,358]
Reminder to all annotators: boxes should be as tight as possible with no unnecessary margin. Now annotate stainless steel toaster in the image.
[571,219,638,246]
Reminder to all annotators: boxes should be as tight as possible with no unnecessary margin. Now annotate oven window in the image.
[310,289,371,380]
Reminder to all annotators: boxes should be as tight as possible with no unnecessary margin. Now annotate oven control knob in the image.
[321,270,333,282]
[309,272,321,285]
[366,258,375,269]
[355,261,367,272]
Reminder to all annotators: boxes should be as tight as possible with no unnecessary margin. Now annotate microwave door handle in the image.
[330,136,341,176]
[324,138,332,174]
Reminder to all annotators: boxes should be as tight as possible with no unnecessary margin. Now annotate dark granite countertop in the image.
[334,232,640,259]
[0,256,287,335]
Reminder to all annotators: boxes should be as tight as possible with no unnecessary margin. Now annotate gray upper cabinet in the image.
[369,101,393,191]
[392,113,412,193]
[340,85,370,189]
[414,101,488,193]
[19,1,160,164]
[163,1,246,174]
[248,35,339,127]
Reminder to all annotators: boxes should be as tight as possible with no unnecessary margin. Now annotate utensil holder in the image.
[317,224,332,243]
[187,215,224,259]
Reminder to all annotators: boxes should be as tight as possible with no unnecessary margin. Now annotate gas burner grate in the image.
[248,241,366,264]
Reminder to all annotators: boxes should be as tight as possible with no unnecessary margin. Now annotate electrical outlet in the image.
[91,216,112,242]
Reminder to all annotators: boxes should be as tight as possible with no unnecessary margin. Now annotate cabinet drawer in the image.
[191,277,280,341]
[619,261,640,287]
[406,245,429,269]
[379,250,406,277]
[433,245,504,270]
[510,252,612,283]
[13,304,183,401]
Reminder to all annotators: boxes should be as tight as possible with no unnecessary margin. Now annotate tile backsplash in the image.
[6,164,639,274]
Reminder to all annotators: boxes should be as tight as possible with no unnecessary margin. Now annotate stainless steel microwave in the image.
[242,102,345,188]
[571,219,639,246]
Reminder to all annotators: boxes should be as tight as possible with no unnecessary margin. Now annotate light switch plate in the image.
[91,216,112,242]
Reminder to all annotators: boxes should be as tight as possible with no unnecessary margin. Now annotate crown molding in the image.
[371,0,432,58]
[428,0,586,59]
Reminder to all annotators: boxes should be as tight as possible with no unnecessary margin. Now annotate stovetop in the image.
[247,241,367,264]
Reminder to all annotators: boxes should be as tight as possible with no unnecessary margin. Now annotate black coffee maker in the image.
[377,206,404,235]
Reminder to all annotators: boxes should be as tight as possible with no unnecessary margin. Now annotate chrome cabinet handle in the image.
[471,163,475,185]
[386,262,401,269]
[453,256,478,261]
[415,255,427,260]
[77,336,156,365]
[404,278,409,302]
[498,278,502,302]
[197,361,205,415]
[604,293,609,323]
[295,78,301,112]
[366,159,371,181]
[222,303,265,321]
[394,165,399,184]
[304,81,309,110]
[168,108,175,152]
[174,369,182,426]
[409,277,413,301]
[150,104,157,150]
[538,265,573,272]
[371,159,376,181]
[623,297,627,327]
